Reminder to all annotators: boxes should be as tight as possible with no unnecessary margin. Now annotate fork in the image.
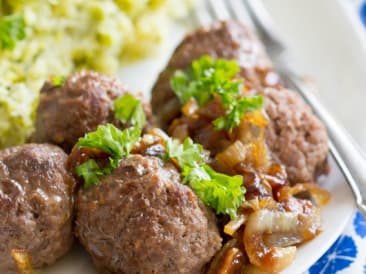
[195,0,366,218]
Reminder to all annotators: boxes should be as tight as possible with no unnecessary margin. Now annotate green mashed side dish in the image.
[0,0,192,148]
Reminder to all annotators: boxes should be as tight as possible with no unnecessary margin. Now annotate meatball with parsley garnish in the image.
[31,70,152,152]
[159,53,329,184]
[68,96,251,274]
[0,144,75,272]
[151,21,329,184]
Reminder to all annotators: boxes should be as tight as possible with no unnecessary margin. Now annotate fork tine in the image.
[226,0,256,30]
[194,0,214,26]
[242,0,286,54]
[207,0,231,21]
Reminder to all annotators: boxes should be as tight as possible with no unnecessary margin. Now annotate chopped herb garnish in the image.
[50,76,66,87]
[75,124,141,188]
[0,14,26,50]
[76,159,109,188]
[213,95,264,130]
[182,164,245,219]
[75,93,147,188]
[171,55,241,106]
[165,137,245,219]
[170,55,264,131]
[113,94,146,129]
[165,137,205,167]
[77,124,140,159]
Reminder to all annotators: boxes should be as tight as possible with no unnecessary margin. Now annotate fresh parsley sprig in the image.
[170,55,264,131]
[165,137,245,219]
[165,137,205,167]
[171,55,241,106]
[77,124,140,160]
[114,94,146,130]
[0,14,26,50]
[213,95,264,130]
[182,164,244,219]
[75,124,141,188]
[75,94,146,188]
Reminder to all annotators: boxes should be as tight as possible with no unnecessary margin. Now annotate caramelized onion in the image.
[243,209,297,272]
[170,124,189,141]
[277,183,331,206]
[182,98,199,117]
[244,111,268,128]
[241,197,278,212]
[224,214,246,236]
[216,141,247,171]
[208,239,247,274]
[242,264,275,274]
[11,249,35,274]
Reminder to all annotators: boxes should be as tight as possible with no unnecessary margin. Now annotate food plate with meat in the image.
[0,2,357,274]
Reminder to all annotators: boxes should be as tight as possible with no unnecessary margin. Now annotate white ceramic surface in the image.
[34,1,361,273]
[264,0,366,153]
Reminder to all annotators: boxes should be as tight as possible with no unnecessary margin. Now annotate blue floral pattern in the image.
[360,1,366,26]
[354,211,366,238]
[309,235,357,274]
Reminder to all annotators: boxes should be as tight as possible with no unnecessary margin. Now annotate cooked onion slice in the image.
[182,98,199,117]
[243,209,297,272]
[11,249,35,274]
[242,264,277,274]
[207,239,247,274]
[277,183,331,206]
[224,214,246,236]
[244,111,269,128]
[216,141,248,171]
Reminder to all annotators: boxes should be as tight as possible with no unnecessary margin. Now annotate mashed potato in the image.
[0,0,193,148]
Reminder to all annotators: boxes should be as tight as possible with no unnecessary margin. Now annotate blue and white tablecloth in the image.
[360,1,366,26]
[306,211,366,274]
[306,1,366,273]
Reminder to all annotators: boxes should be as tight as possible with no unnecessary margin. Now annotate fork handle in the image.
[282,71,366,218]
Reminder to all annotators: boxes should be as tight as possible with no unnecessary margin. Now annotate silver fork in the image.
[195,0,366,218]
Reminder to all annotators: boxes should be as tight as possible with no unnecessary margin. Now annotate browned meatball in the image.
[264,88,329,183]
[151,20,280,129]
[31,70,152,152]
[75,154,222,274]
[151,20,329,183]
[0,144,75,272]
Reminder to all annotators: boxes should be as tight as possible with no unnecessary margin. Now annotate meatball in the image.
[264,88,329,183]
[151,20,329,183]
[75,154,222,274]
[0,144,75,272]
[151,20,280,129]
[31,70,152,152]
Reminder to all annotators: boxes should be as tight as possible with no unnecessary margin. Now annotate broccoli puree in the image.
[0,0,192,148]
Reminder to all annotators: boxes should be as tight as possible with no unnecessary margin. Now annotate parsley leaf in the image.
[114,94,146,129]
[165,137,205,167]
[76,159,107,188]
[170,55,241,106]
[0,14,26,50]
[182,164,245,219]
[165,137,245,219]
[170,56,264,131]
[213,95,264,130]
[75,124,140,187]
[76,123,140,159]
[75,94,147,188]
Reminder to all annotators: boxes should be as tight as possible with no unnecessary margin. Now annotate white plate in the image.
[37,1,360,273]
